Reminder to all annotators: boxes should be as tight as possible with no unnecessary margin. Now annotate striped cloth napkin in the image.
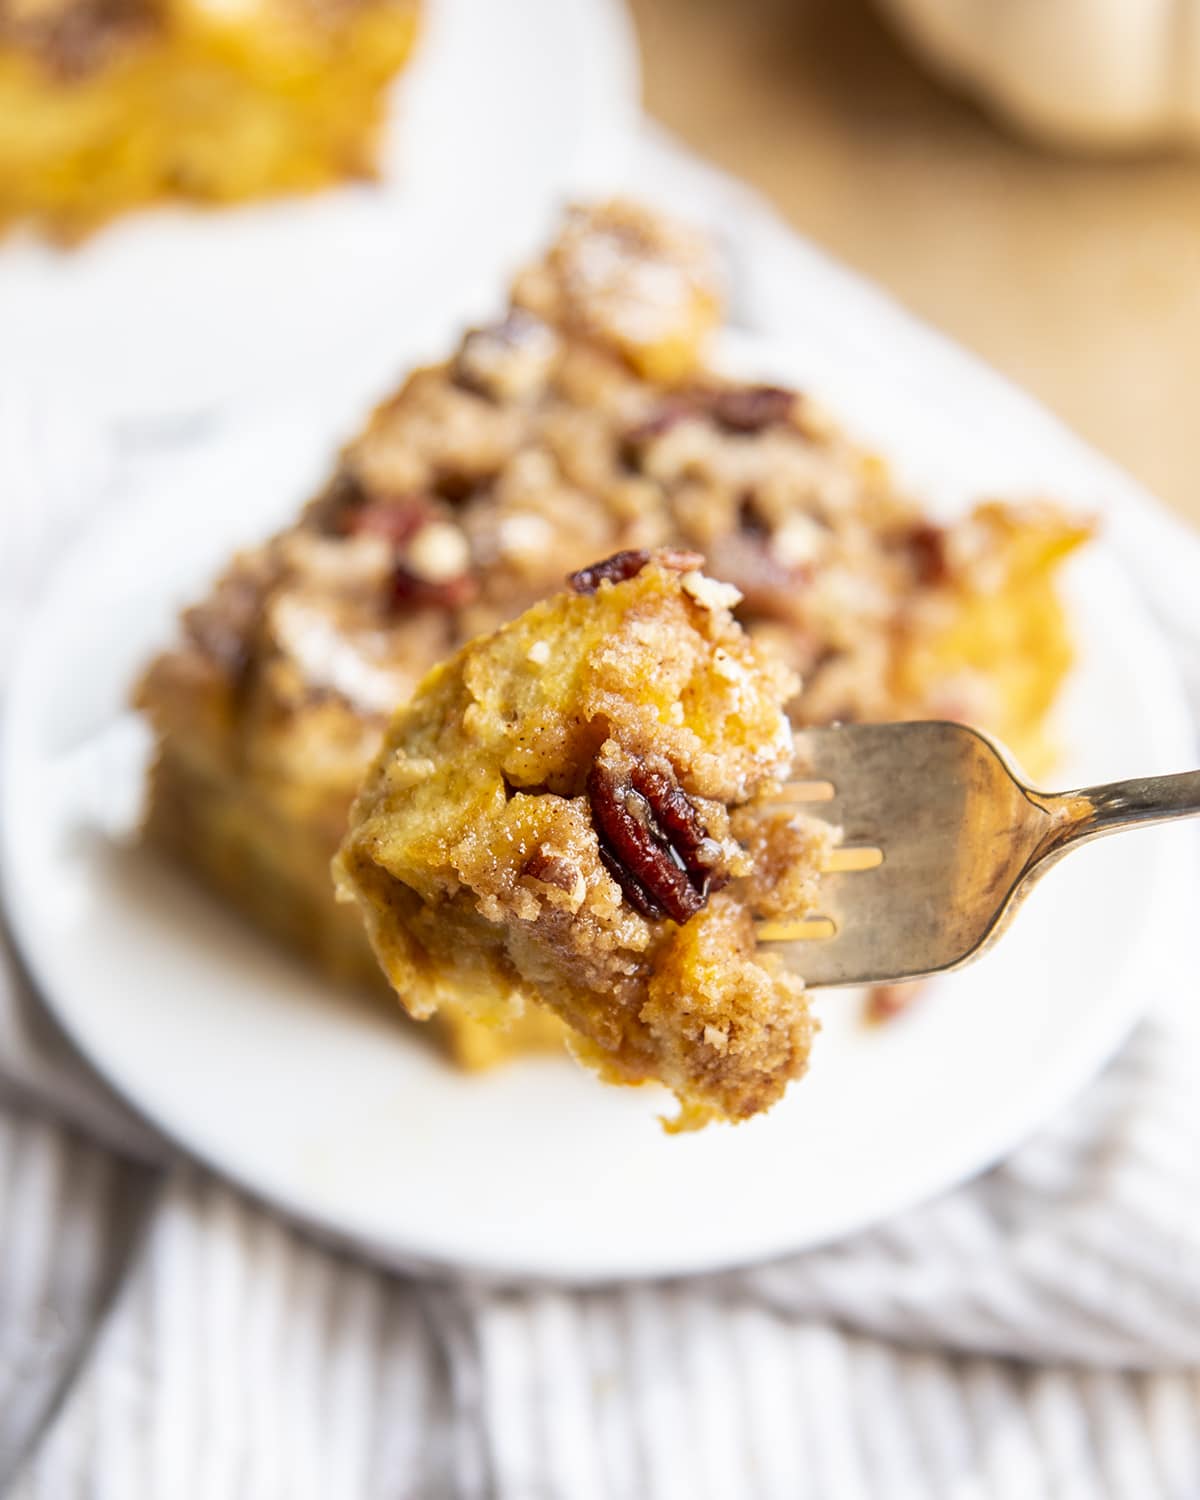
[2,135,1200,1500]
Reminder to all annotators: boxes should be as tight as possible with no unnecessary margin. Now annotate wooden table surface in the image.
[631,0,1200,527]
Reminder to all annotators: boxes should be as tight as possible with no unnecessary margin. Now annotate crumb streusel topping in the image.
[163,201,1084,771]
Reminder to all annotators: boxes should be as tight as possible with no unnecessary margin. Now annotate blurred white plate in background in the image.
[2,327,1196,1282]
[0,0,637,420]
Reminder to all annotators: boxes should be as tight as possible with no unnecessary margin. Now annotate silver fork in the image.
[758,721,1200,987]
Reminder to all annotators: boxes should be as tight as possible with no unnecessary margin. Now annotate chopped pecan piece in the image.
[521,849,587,908]
[568,550,651,594]
[324,491,477,612]
[310,468,369,534]
[339,494,433,546]
[706,385,795,435]
[431,469,482,505]
[902,523,950,587]
[619,398,695,465]
[709,533,809,624]
[620,385,795,466]
[567,548,704,595]
[587,743,725,924]
[738,491,770,537]
[182,571,266,679]
[454,310,559,404]
[390,566,478,613]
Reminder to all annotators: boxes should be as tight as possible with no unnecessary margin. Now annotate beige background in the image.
[631,0,1200,528]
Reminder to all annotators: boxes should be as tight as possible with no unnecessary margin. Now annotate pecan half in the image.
[567,548,704,595]
[588,744,726,924]
[596,844,667,920]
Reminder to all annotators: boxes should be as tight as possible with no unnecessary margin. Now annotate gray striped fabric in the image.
[2,136,1200,1497]
[5,1139,1200,1499]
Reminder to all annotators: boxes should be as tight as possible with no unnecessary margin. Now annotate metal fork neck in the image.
[1039,769,1200,851]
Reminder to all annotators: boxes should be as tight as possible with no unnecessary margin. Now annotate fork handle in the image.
[1037,770,1200,853]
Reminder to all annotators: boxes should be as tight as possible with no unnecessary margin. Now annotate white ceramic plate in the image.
[0,0,637,420]
[3,329,1196,1283]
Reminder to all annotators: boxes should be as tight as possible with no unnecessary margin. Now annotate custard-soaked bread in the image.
[335,552,835,1129]
[0,0,419,237]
